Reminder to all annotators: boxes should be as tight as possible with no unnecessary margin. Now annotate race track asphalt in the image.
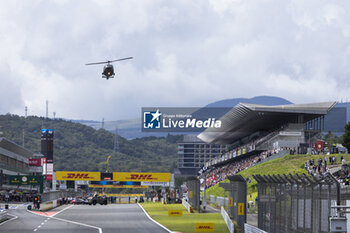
[0,203,169,233]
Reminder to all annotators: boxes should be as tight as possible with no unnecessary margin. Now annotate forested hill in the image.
[0,114,182,173]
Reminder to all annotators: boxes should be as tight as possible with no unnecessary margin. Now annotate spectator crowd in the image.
[204,150,278,188]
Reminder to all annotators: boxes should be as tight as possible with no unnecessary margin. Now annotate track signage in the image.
[141,181,170,186]
[168,210,183,217]
[29,158,42,166]
[194,223,215,232]
[113,172,171,182]
[229,197,233,207]
[9,175,43,186]
[238,203,244,215]
[56,171,101,181]
[9,175,43,193]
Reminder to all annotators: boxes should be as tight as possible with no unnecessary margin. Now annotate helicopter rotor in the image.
[85,57,133,66]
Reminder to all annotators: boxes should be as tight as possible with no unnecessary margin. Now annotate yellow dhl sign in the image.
[229,197,233,207]
[195,223,215,232]
[238,203,245,215]
[89,184,148,189]
[113,172,171,182]
[168,210,183,217]
[56,171,101,181]
[103,194,145,197]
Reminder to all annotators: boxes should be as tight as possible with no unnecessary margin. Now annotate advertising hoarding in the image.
[56,171,101,181]
[29,158,42,166]
[113,172,171,182]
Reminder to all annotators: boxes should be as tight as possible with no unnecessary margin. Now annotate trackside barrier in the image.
[244,224,267,233]
[209,195,229,207]
[221,206,234,233]
[182,198,192,213]
[41,190,83,203]
[216,196,229,206]
[210,195,215,203]
[0,210,7,221]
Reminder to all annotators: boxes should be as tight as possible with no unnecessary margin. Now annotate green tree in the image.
[324,131,341,150]
[342,122,350,152]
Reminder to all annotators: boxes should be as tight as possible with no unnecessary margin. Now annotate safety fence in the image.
[244,224,267,233]
[0,210,7,221]
[221,206,234,233]
[253,173,343,233]
[182,198,192,213]
[209,195,229,207]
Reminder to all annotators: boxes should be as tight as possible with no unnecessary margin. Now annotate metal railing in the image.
[221,206,234,233]
[0,210,7,221]
[244,224,267,233]
[182,198,192,213]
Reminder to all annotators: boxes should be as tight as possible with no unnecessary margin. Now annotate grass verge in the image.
[141,202,230,233]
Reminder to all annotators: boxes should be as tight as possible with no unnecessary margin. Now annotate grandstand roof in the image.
[198,101,337,144]
[0,137,34,158]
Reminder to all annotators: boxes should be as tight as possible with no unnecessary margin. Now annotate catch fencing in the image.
[253,173,350,233]
[209,195,229,207]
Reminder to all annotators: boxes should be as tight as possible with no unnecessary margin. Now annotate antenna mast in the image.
[46,100,48,119]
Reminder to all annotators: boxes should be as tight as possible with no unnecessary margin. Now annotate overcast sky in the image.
[1,0,350,121]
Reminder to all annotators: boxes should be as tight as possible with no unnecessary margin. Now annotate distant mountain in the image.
[76,96,293,139]
[206,96,293,108]
[0,114,181,172]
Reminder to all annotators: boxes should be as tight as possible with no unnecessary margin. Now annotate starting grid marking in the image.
[28,205,102,233]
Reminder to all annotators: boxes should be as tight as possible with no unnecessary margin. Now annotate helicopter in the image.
[85,57,133,80]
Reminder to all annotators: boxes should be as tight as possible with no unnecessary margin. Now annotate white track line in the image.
[28,205,102,233]
[51,204,74,217]
[50,215,102,233]
[0,213,18,226]
[137,203,172,233]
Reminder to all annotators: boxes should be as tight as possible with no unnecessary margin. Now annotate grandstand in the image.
[0,137,37,191]
[197,102,336,186]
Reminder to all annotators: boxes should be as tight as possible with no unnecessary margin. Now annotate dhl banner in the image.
[238,203,245,215]
[113,172,171,182]
[56,171,101,181]
[229,197,233,207]
[168,210,183,217]
[194,223,215,232]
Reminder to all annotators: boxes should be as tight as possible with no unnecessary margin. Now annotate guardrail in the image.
[221,206,234,233]
[182,198,192,213]
[0,210,7,221]
[244,224,267,233]
[41,190,83,203]
[210,195,229,207]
